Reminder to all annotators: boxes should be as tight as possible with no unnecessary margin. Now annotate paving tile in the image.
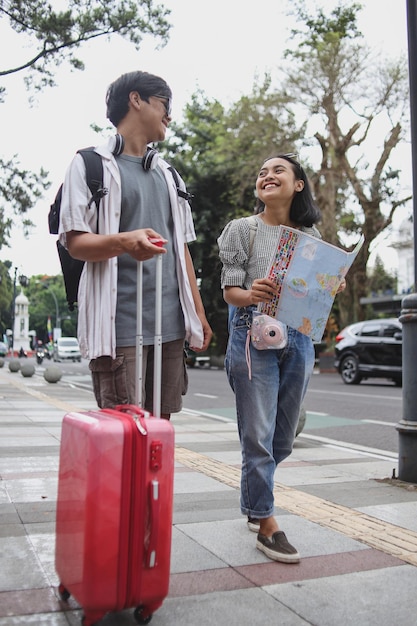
[0,503,20,525]
[24,522,55,534]
[0,485,10,504]
[0,535,49,591]
[169,567,254,596]
[174,433,233,444]
[0,614,69,625]
[177,515,366,567]
[170,527,227,573]
[357,501,417,532]
[174,471,236,494]
[153,587,311,626]
[236,548,403,586]
[0,446,60,458]
[0,523,26,538]
[0,456,58,475]
[15,501,56,523]
[276,460,393,486]
[177,441,241,453]
[0,438,59,448]
[201,451,241,465]
[299,479,417,508]
[266,564,417,626]
[4,477,57,503]
[27,531,56,561]
[0,588,63,619]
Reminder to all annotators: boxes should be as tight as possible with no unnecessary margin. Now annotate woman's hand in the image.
[337,278,347,294]
[248,278,279,305]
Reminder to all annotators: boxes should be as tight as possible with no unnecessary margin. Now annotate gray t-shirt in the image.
[115,154,185,346]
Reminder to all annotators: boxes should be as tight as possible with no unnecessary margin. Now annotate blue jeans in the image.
[225,306,315,519]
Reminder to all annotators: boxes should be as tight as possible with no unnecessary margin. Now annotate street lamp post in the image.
[397,0,417,482]
[42,283,61,340]
[10,268,28,352]
[34,279,61,341]
[48,288,61,331]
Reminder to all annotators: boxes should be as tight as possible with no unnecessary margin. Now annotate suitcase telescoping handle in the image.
[136,238,165,417]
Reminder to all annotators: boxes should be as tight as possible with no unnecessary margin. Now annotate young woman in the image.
[218,154,345,564]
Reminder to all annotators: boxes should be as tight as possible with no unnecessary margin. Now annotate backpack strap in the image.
[167,166,194,202]
[77,148,107,214]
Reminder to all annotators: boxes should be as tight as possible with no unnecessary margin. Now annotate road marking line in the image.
[298,432,397,460]
[175,446,417,566]
[194,393,218,399]
[362,419,398,427]
[307,388,401,402]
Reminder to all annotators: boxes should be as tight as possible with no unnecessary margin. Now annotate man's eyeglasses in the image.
[152,94,172,117]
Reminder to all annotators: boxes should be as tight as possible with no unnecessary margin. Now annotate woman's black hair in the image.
[106,71,172,126]
[254,154,321,227]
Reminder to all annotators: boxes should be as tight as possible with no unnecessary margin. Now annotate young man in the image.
[59,71,212,418]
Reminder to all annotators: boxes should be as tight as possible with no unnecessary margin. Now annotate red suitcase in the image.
[55,250,174,626]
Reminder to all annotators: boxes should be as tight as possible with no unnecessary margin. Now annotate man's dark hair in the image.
[106,71,172,126]
[254,154,321,227]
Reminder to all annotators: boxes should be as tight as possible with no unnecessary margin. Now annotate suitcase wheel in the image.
[58,583,70,602]
[134,605,153,624]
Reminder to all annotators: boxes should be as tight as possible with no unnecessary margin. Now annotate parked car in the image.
[0,341,7,357]
[53,337,82,362]
[334,318,402,386]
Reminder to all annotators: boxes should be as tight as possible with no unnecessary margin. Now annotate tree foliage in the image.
[25,274,77,341]
[0,156,50,248]
[367,255,397,296]
[0,261,13,336]
[0,265,75,342]
[163,2,410,351]
[284,0,410,325]
[162,83,306,353]
[0,0,171,97]
[0,0,171,251]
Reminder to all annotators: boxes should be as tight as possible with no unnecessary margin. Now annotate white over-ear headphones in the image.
[110,134,159,171]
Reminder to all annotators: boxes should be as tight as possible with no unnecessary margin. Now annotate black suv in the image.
[334,318,402,385]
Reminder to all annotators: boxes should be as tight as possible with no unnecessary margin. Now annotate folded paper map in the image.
[258,226,364,341]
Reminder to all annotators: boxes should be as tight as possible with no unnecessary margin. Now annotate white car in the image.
[53,337,82,362]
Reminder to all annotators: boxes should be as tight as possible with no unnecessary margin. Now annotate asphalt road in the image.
[36,358,403,457]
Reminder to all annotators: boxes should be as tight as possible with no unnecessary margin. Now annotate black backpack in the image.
[49,148,192,311]
[48,147,107,311]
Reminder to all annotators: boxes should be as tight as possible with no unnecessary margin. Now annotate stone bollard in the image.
[44,365,62,383]
[21,363,35,378]
[397,293,417,482]
[8,359,21,373]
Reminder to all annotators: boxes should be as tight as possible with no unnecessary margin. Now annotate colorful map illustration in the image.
[258,227,364,341]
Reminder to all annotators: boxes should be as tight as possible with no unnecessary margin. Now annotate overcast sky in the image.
[0,0,409,278]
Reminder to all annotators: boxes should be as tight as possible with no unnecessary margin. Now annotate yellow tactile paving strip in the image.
[1,371,86,412]
[175,446,417,567]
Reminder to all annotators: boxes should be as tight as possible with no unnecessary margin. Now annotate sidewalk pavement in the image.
[1,362,417,626]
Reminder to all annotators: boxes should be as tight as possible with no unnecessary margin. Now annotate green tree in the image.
[0,261,13,336]
[368,255,397,296]
[0,0,171,249]
[283,0,410,325]
[163,83,305,353]
[26,274,77,341]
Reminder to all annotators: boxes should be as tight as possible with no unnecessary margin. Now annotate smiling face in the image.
[130,92,171,143]
[256,157,304,207]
